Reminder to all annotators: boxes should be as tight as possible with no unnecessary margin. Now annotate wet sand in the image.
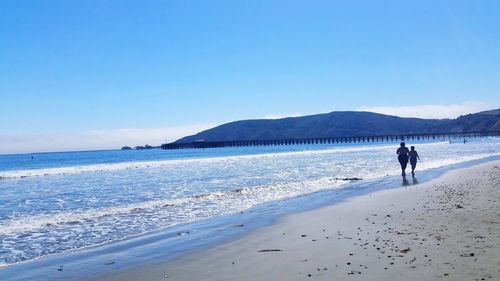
[96,161,500,281]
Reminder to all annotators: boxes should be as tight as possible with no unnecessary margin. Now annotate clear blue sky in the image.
[1,1,499,152]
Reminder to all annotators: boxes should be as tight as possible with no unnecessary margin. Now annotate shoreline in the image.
[1,157,499,280]
[94,160,500,281]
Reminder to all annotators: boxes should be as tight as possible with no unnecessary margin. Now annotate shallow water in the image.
[1,138,499,267]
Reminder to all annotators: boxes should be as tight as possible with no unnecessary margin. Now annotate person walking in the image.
[396,142,410,176]
[409,146,420,176]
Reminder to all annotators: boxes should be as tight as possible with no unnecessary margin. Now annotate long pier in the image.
[161,131,499,150]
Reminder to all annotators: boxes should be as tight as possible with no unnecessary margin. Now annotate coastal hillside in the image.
[175,109,500,143]
[438,108,500,132]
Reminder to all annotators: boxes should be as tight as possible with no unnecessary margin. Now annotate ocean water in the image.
[0,138,499,268]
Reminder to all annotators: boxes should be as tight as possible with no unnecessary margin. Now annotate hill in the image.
[175,109,500,143]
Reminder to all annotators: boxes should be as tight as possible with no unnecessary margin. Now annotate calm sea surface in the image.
[1,138,499,267]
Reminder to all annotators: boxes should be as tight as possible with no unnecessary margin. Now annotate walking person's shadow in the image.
[402,174,419,186]
[402,175,410,186]
[412,174,419,185]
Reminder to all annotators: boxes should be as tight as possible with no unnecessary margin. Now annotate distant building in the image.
[135,145,154,150]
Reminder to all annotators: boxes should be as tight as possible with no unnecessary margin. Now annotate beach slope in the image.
[97,161,500,281]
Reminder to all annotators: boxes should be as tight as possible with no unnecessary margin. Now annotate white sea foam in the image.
[0,176,346,236]
[0,197,186,236]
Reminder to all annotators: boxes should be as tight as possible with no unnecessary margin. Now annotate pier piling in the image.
[160,131,498,150]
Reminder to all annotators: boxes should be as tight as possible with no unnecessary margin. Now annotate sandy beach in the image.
[93,161,500,281]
